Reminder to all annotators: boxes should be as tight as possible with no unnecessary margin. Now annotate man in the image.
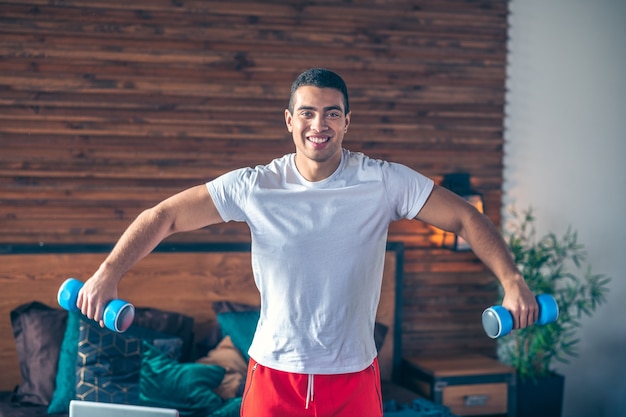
[77,68,537,417]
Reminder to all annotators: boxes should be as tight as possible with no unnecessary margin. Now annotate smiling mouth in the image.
[307,135,330,144]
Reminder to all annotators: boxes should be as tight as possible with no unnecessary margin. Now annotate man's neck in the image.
[294,152,342,182]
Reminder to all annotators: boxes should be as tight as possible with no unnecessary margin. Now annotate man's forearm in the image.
[97,205,175,283]
[460,211,524,290]
[459,211,538,327]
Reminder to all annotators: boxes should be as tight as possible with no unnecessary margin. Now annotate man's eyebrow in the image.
[296,105,343,112]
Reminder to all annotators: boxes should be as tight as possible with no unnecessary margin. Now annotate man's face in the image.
[285,86,351,180]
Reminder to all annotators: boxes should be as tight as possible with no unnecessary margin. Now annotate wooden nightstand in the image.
[401,354,516,417]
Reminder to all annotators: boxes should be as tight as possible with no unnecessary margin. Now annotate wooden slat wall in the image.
[0,0,506,365]
[0,248,399,390]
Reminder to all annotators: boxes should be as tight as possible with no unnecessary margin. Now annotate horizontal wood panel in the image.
[0,0,507,380]
[0,248,398,390]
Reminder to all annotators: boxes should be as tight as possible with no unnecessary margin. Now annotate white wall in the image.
[504,1,626,416]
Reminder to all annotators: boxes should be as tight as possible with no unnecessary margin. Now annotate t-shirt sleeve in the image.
[206,167,256,222]
[383,162,434,220]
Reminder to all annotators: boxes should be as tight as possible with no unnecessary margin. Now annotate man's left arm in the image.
[415,185,538,329]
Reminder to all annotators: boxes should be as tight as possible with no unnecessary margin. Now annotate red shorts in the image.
[240,358,383,417]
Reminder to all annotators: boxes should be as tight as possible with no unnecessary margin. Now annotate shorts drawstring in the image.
[305,374,314,409]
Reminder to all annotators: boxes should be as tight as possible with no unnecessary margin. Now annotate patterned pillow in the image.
[48,310,187,414]
[75,320,183,404]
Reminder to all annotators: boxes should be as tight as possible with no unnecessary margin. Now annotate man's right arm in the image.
[77,184,224,325]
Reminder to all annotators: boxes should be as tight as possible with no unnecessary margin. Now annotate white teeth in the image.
[308,137,328,143]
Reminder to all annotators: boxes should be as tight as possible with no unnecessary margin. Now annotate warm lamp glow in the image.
[439,173,484,251]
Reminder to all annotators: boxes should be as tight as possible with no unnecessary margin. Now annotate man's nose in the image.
[311,115,327,132]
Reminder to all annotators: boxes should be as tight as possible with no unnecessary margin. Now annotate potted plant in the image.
[497,207,611,417]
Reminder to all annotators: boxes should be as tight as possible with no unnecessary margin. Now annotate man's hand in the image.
[501,277,538,329]
[76,267,120,328]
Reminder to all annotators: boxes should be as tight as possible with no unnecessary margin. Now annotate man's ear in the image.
[285,109,293,132]
[344,111,351,133]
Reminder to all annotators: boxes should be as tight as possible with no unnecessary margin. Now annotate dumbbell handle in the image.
[482,294,559,339]
[57,278,135,333]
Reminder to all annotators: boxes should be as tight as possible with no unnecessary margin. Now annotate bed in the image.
[0,242,451,417]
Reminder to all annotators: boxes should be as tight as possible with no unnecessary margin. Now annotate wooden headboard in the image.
[0,242,403,391]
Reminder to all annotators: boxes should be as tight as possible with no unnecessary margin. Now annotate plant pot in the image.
[516,372,565,417]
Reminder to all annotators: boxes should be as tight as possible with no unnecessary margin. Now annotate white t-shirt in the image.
[207,149,433,374]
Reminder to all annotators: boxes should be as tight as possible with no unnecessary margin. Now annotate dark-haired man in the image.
[78,68,537,417]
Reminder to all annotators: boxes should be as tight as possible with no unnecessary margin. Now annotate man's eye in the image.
[328,111,341,118]
[300,111,312,118]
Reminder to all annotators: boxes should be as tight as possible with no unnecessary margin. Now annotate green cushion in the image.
[140,341,225,415]
[216,310,259,361]
[75,321,182,405]
[48,313,183,414]
[47,311,80,414]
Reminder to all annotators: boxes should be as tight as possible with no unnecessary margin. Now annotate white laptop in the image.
[69,400,179,417]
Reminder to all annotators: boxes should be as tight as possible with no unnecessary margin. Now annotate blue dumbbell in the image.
[57,278,135,333]
[482,294,559,339]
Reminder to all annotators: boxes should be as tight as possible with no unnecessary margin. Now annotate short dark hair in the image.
[288,68,350,114]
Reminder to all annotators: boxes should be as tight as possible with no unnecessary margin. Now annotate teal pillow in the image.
[216,310,259,361]
[140,341,225,415]
[77,321,183,405]
[47,311,80,414]
[48,314,183,414]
